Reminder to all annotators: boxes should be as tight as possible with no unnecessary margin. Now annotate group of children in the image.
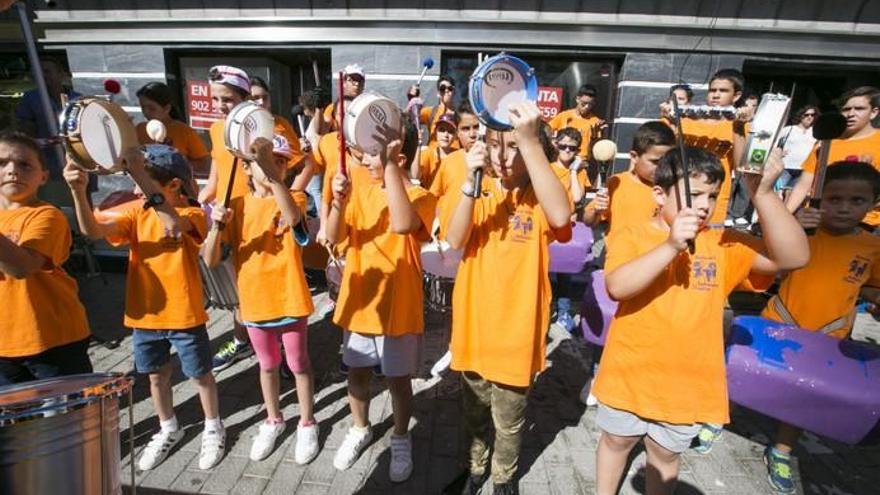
[1,60,878,495]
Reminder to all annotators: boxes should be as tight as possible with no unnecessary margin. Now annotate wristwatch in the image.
[144,192,166,209]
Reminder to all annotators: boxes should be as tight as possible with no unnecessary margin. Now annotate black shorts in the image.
[0,338,93,386]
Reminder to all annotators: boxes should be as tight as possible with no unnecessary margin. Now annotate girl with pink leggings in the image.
[203,134,319,464]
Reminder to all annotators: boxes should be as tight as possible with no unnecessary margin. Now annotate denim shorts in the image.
[132,325,212,378]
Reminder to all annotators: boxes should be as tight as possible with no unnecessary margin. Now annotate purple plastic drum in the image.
[579,269,618,346]
[726,316,880,445]
[549,222,593,274]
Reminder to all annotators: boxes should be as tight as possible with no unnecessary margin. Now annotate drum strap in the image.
[769,295,854,335]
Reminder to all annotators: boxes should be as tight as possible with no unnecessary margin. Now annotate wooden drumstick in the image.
[214,156,239,231]
[338,70,347,178]
[671,98,695,254]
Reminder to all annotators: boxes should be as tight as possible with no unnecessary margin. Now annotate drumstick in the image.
[415,57,435,89]
[470,132,489,199]
[804,113,847,235]
[296,115,306,138]
[312,60,321,87]
[338,70,347,178]
[101,115,119,166]
[215,156,239,230]
[671,98,695,254]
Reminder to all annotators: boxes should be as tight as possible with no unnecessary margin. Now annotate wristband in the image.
[461,181,476,197]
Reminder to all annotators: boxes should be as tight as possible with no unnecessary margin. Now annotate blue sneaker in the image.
[556,297,575,333]
[693,424,723,454]
[764,447,796,493]
[212,339,253,371]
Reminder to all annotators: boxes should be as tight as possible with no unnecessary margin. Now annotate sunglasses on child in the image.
[438,85,455,93]
[557,144,579,152]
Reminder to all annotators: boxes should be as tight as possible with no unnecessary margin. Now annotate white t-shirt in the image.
[780,125,816,171]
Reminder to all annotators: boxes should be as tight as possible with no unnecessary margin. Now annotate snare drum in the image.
[420,241,462,313]
[343,92,403,155]
[199,203,240,310]
[224,101,275,160]
[60,97,138,174]
[469,53,538,130]
[0,373,134,495]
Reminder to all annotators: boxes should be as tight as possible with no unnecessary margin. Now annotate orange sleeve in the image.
[105,205,138,247]
[18,208,71,267]
[577,169,591,189]
[407,187,437,243]
[323,103,334,121]
[603,226,642,274]
[276,116,305,166]
[801,143,820,174]
[181,207,208,243]
[183,125,209,160]
[721,229,773,293]
[419,106,432,126]
[548,111,565,131]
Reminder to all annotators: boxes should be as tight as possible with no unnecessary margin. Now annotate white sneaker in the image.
[198,427,226,470]
[250,421,286,461]
[294,423,320,465]
[723,218,735,227]
[430,350,452,378]
[579,378,598,407]
[333,425,372,470]
[137,428,184,471]
[389,433,413,482]
[734,217,750,227]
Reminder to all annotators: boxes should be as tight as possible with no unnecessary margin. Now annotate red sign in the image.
[537,86,563,120]
[185,80,223,130]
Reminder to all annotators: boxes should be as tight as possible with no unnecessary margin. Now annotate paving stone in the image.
[230,475,269,495]
[139,449,196,490]
[261,460,308,494]
[199,455,249,494]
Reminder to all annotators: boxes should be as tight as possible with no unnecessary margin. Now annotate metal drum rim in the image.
[469,53,538,131]
[0,372,133,426]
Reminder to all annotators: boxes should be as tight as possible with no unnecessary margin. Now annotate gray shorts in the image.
[596,402,702,454]
[342,331,422,377]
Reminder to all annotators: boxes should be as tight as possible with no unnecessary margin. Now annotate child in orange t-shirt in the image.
[65,145,226,472]
[758,162,880,494]
[593,147,808,495]
[416,112,458,188]
[135,81,211,176]
[0,132,92,384]
[204,135,320,465]
[443,102,573,493]
[786,86,880,229]
[550,126,589,208]
[549,83,605,160]
[326,116,436,482]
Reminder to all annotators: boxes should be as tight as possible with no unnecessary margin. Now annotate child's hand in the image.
[659,101,673,120]
[736,105,756,122]
[299,137,312,154]
[569,157,583,171]
[63,159,89,193]
[591,190,609,211]
[795,207,822,230]
[464,141,488,184]
[747,148,784,198]
[250,137,282,183]
[508,101,542,144]
[210,204,233,225]
[331,171,351,206]
[667,208,700,251]
[382,139,403,169]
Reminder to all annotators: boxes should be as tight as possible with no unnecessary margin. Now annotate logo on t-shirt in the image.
[508,211,534,243]
[691,257,719,291]
[845,256,871,284]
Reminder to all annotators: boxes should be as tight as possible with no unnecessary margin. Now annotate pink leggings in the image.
[246,319,311,373]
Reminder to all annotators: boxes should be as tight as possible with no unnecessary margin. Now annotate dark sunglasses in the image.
[803,113,817,117]
[557,144,579,152]
[438,85,455,93]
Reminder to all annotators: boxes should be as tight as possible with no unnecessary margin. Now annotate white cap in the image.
[343,64,366,79]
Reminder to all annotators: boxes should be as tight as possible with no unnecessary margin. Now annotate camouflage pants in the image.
[462,371,529,484]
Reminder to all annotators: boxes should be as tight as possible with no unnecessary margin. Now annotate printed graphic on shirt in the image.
[691,256,719,291]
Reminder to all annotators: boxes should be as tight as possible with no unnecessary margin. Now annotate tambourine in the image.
[223,101,274,160]
[738,93,791,175]
[677,105,737,120]
[469,53,538,131]
[59,97,137,174]
[342,92,402,155]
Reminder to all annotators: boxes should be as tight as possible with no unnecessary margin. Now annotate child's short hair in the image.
[298,90,320,111]
[555,127,582,147]
[400,114,420,166]
[709,69,745,94]
[437,74,455,90]
[669,83,693,102]
[577,84,598,98]
[825,161,880,200]
[631,121,675,155]
[456,100,476,118]
[249,75,270,92]
[655,147,725,191]
[0,131,46,170]
[838,86,880,109]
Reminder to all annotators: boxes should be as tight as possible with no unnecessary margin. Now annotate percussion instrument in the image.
[726,316,880,445]
[420,240,462,313]
[807,113,849,205]
[469,53,538,131]
[200,203,239,310]
[738,93,791,175]
[223,101,274,160]
[0,373,134,495]
[145,119,167,143]
[671,98,696,254]
[338,71,348,177]
[676,104,737,120]
[342,92,403,155]
[579,269,618,346]
[549,222,594,274]
[416,57,435,89]
[60,97,138,174]
[325,254,345,302]
[591,139,617,163]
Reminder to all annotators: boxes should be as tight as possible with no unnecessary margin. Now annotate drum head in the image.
[225,102,274,158]
[78,101,130,170]
[345,94,402,155]
[470,54,537,130]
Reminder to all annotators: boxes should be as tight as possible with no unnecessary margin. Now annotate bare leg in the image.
[644,436,680,495]
[347,367,372,428]
[596,432,641,495]
[149,364,175,421]
[386,376,412,435]
[773,422,802,454]
[258,366,282,419]
[193,371,220,419]
[294,369,315,424]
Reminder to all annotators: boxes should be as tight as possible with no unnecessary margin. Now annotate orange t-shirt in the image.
[548,109,602,159]
[762,229,880,339]
[550,161,590,204]
[274,115,305,168]
[136,119,209,162]
[224,192,314,323]
[429,149,468,239]
[332,182,437,336]
[317,133,371,212]
[449,181,573,387]
[0,204,90,357]
[418,142,446,188]
[593,223,765,424]
[606,171,658,236]
[106,205,208,330]
[680,118,736,225]
[801,131,880,227]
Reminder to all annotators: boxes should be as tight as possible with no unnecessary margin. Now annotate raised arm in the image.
[122,147,194,237]
[202,205,231,268]
[325,169,351,245]
[63,159,115,240]
[250,138,304,230]
[445,141,487,249]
